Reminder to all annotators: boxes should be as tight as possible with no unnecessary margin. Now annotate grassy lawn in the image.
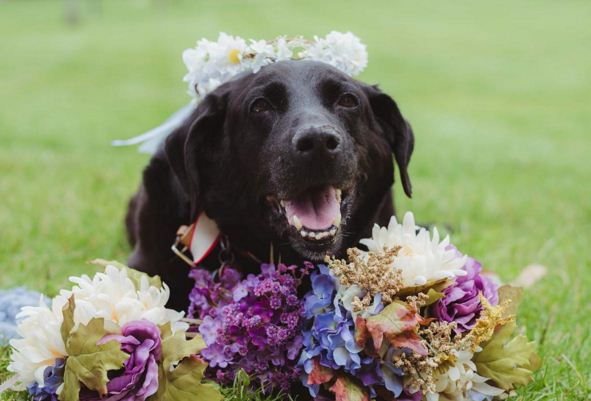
[1,0,590,399]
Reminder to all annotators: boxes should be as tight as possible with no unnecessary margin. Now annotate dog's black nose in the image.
[293,128,341,157]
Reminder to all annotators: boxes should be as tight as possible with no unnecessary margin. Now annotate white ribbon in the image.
[112,103,194,154]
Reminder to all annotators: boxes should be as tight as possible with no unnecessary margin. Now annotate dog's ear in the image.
[364,85,414,198]
[165,88,229,219]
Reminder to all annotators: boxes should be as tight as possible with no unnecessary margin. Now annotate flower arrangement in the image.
[182,31,367,101]
[4,261,222,401]
[298,213,540,401]
[2,212,539,401]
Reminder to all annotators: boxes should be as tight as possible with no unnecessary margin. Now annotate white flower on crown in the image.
[300,31,368,76]
[359,212,467,287]
[426,349,504,401]
[8,264,187,389]
[182,31,368,102]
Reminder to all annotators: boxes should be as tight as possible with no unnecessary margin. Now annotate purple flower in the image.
[192,264,311,392]
[432,254,499,332]
[80,320,161,401]
[189,267,241,319]
[27,359,64,401]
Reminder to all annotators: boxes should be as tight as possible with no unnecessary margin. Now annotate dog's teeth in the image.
[317,232,326,240]
[335,189,342,203]
[300,230,308,237]
[280,200,285,208]
[330,228,337,236]
[291,215,303,230]
[332,214,341,227]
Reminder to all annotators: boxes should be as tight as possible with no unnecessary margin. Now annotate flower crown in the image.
[182,31,368,102]
[112,31,368,153]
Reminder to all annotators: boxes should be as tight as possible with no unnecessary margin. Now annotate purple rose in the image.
[433,255,499,333]
[80,320,161,401]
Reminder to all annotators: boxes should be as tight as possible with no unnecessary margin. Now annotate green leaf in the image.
[161,330,206,372]
[150,357,222,401]
[159,322,173,341]
[90,259,163,289]
[363,301,425,355]
[474,321,539,390]
[423,288,445,306]
[59,364,80,401]
[59,318,128,401]
[396,278,451,297]
[148,329,222,401]
[329,376,369,401]
[60,296,75,345]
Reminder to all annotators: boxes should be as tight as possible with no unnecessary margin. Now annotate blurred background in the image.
[0,1,590,398]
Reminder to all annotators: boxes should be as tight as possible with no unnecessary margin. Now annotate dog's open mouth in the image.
[268,186,344,243]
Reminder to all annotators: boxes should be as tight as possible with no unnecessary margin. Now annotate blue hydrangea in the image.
[27,358,65,401]
[0,287,48,345]
[299,265,391,398]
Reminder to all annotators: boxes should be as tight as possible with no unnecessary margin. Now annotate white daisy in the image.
[301,31,368,76]
[360,212,467,287]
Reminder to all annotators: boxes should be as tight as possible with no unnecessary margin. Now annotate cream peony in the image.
[360,212,467,287]
[8,298,66,390]
[426,349,504,401]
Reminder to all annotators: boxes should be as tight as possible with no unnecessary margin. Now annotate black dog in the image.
[126,60,414,310]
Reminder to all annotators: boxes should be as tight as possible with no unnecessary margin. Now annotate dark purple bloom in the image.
[192,263,311,392]
[80,320,161,401]
[27,359,64,401]
[432,254,499,332]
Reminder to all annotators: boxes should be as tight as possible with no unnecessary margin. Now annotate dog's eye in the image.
[337,93,359,108]
[251,98,273,114]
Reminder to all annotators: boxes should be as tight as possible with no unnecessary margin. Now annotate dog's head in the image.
[166,60,413,261]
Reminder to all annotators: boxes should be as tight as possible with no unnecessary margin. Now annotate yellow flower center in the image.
[228,49,241,64]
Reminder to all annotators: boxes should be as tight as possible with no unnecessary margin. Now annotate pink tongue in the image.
[283,186,340,230]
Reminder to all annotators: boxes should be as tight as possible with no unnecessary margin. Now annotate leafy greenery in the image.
[151,323,222,401]
[0,0,590,400]
[220,370,296,401]
[474,321,540,391]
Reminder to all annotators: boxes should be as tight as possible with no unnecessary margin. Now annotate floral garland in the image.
[3,212,539,401]
[182,31,367,101]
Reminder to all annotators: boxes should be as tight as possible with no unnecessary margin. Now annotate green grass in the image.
[0,0,590,399]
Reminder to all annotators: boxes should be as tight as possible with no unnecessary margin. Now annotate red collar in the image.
[171,212,220,267]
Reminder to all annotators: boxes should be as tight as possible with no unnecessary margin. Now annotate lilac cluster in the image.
[190,264,311,392]
[188,267,242,320]
[432,253,499,333]
[27,359,64,401]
